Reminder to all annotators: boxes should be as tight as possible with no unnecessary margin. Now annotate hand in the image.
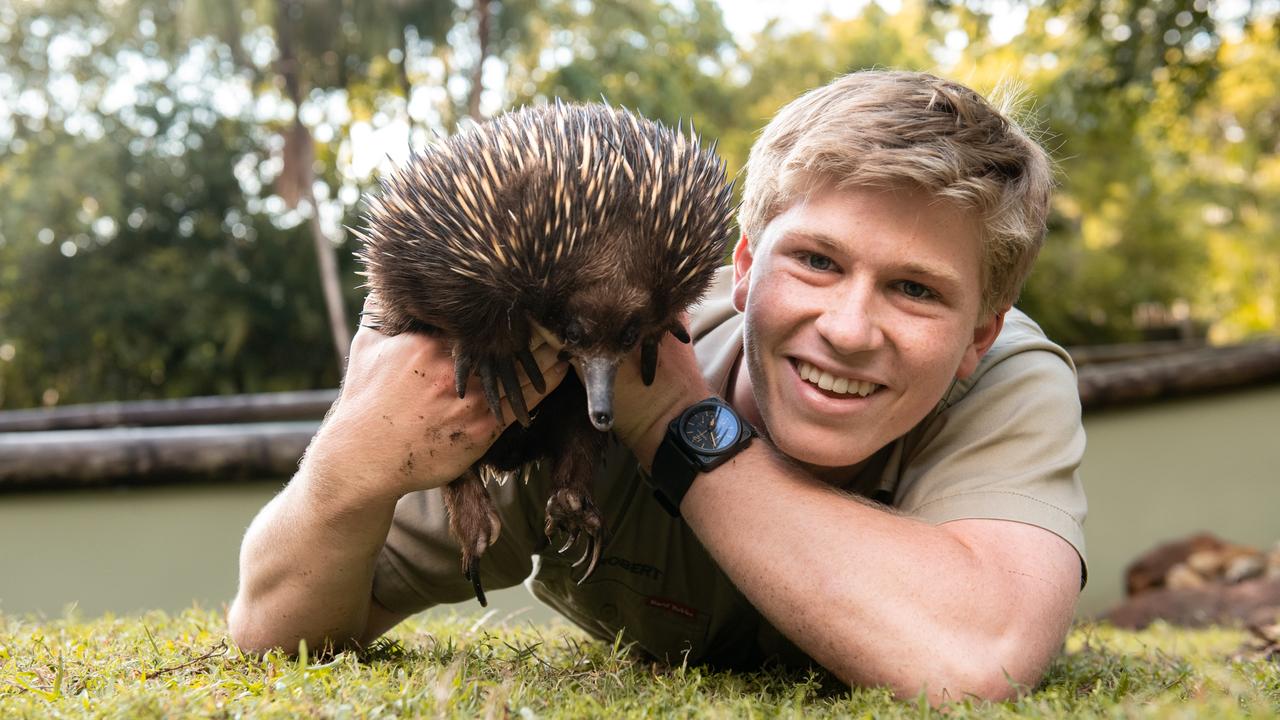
[304,296,571,502]
[604,316,712,470]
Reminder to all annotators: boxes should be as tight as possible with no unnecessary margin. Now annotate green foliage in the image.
[1,0,1278,408]
[1,608,1277,717]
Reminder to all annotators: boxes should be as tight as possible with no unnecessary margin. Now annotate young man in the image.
[230,70,1086,704]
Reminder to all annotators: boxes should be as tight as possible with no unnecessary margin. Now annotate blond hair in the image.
[738,70,1053,316]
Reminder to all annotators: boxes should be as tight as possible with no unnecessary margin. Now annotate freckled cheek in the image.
[897,326,971,382]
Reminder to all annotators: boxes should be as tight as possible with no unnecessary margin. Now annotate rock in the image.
[1225,554,1267,584]
[1165,563,1207,589]
[1125,532,1230,596]
[1187,549,1226,576]
[1102,578,1280,629]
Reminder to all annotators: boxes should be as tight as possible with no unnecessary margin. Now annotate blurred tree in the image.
[938,0,1233,344]
[0,0,450,406]
[725,3,940,192]
[498,0,742,170]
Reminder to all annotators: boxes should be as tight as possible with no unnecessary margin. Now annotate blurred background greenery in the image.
[1,0,1277,410]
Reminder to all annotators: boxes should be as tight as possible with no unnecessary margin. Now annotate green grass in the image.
[1,607,1277,718]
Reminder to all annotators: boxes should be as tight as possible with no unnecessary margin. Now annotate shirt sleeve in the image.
[892,345,1089,584]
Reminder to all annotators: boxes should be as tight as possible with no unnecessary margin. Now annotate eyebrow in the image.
[894,261,964,290]
[783,230,965,290]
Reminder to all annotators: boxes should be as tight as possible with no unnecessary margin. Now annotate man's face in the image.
[730,185,1003,476]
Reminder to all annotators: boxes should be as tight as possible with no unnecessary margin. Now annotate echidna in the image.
[356,101,734,605]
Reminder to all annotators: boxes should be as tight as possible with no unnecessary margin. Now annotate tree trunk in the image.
[467,0,492,121]
[275,0,351,373]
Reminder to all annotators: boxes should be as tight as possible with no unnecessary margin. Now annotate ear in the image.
[731,232,753,313]
[955,310,1005,380]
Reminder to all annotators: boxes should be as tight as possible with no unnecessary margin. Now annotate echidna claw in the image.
[477,358,505,425]
[465,558,487,607]
[573,537,593,567]
[516,347,546,394]
[497,358,531,427]
[453,351,474,399]
[640,337,658,386]
[576,539,603,584]
[668,322,691,344]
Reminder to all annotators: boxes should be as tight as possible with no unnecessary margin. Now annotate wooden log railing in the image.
[1075,339,1280,410]
[0,422,317,490]
[0,389,337,432]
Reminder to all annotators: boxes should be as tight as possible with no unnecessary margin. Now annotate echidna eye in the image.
[620,325,639,349]
[564,321,584,345]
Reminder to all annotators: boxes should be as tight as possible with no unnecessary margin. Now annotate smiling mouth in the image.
[794,360,881,397]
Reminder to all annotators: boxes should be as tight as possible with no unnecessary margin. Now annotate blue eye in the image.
[898,281,936,300]
[805,253,833,272]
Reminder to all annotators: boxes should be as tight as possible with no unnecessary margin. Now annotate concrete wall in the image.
[1077,382,1280,616]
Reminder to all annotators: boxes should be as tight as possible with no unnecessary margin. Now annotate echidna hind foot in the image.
[544,487,606,581]
[540,414,609,583]
[443,470,503,606]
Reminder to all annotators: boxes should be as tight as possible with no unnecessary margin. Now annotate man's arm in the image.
[681,450,1079,703]
[611,335,1079,704]
[228,315,568,654]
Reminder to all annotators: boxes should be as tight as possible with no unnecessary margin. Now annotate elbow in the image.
[913,633,1053,705]
[226,595,293,656]
[826,630,1049,706]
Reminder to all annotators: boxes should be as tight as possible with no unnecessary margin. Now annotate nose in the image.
[813,281,885,355]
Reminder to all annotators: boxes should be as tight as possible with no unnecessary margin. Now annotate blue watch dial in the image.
[679,403,741,453]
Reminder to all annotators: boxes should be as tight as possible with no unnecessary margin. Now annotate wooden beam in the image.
[1079,340,1280,411]
[0,390,337,432]
[0,422,318,490]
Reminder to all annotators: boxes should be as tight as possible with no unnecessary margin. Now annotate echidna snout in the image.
[578,355,620,431]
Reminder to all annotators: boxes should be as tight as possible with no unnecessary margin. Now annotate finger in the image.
[528,341,563,374]
[530,320,564,351]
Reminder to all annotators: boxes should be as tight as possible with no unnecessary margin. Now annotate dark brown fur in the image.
[355,102,735,604]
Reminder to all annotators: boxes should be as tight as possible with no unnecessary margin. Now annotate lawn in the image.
[1,607,1277,718]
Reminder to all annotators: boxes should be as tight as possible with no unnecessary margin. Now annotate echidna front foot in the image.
[453,344,537,428]
[544,487,606,582]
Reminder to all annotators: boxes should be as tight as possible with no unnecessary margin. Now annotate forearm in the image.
[680,445,1073,702]
[228,453,399,654]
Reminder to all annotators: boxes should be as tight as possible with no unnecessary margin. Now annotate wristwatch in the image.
[645,397,755,517]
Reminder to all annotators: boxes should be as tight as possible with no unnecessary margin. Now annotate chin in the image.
[765,420,877,473]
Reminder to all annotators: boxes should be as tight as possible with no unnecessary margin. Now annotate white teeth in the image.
[795,360,879,397]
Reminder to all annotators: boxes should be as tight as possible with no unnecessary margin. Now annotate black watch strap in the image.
[649,435,699,517]
[645,397,754,518]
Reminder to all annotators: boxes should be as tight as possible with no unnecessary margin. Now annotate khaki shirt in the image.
[373,266,1088,668]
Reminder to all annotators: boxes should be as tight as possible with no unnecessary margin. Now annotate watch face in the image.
[679,403,742,454]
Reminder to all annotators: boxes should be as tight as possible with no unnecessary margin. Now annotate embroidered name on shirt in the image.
[645,596,698,620]
[599,555,663,580]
